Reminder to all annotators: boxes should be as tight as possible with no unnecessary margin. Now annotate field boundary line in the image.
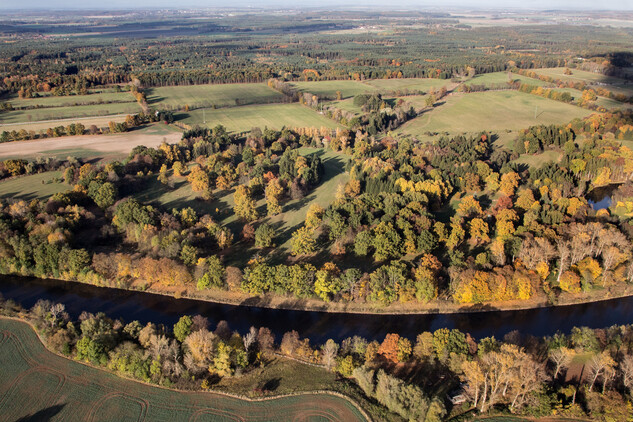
[0,316,373,422]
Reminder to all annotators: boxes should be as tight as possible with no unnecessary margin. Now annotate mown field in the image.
[0,124,182,162]
[396,91,594,139]
[0,318,368,422]
[0,102,142,125]
[6,91,135,109]
[179,103,341,133]
[146,83,284,110]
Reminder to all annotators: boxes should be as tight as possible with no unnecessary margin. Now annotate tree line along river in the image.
[1,275,632,343]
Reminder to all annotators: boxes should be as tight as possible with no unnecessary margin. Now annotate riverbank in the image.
[12,271,633,316]
[132,277,633,316]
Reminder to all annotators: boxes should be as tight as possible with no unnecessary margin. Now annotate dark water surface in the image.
[1,275,632,343]
[587,183,623,210]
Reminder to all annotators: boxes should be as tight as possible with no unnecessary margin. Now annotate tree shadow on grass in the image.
[17,403,66,422]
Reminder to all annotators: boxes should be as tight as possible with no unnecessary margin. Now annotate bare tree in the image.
[243,326,258,352]
[549,347,573,380]
[620,355,633,394]
[49,303,66,327]
[557,240,571,283]
[321,339,339,370]
[588,351,616,392]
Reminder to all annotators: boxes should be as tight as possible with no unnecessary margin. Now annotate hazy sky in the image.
[1,0,632,11]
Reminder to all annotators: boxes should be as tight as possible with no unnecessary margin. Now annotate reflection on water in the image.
[1,275,633,342]
[587,183,621,211]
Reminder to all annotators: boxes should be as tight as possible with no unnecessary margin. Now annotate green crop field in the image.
[179,103,341,133]
[0,102,142,125]
[7,92,135,109]
[396,91,594,139]
[0,318,368,422]
[465,72,554,88]
[146,83,284,110]
[0,171,67,201]
[289,80,375,99]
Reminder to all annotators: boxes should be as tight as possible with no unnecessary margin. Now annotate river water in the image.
[1,275,632,343]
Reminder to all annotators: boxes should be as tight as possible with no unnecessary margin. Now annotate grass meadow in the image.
[465,72,554,88]
[179,103,341,133]
[0,172,67,201]
[396,91,593,139]
[146,83,284,110]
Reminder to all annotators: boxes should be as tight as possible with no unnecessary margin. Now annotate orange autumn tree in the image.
[378,333,400,363]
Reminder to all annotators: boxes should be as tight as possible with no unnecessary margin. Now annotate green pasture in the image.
[0,171,67,201]
[0,318,368,422]
[289,80,375,99]
[179,103,341,133]
[465,72,554,88]
[0,102,142,124]
[7,92,135,109]
[146,83,284,110]
[396,91,594,138]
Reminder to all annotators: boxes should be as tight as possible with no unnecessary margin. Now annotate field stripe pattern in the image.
[0,318,368,422]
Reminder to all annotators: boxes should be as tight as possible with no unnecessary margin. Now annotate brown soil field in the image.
[0,124,182,161]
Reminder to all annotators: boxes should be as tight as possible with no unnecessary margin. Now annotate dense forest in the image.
[2,12,633,97]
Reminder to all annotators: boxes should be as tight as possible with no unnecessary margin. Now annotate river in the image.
[1,275,632,343]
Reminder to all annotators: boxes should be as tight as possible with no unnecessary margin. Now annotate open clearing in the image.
[0,102,142,125]
[0,318,368,422]
[0,124,182,161]
[179,103,341,133]
[146,83,284,110]
[0,171,68,201]
[396,91,594,139]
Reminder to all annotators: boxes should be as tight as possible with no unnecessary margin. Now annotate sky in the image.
[1,0,632,11]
